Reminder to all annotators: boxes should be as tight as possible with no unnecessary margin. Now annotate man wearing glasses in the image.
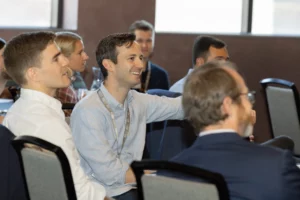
[169,61,300,200]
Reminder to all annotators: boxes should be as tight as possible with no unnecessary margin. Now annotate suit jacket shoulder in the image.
[170,132,300,200]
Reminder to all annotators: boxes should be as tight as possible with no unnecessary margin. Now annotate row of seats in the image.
[2,77,300,200]
[0,124,229,200]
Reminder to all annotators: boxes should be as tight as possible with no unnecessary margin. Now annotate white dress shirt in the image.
[3,88,106,200]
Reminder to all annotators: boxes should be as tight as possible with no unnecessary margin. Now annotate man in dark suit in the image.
[129,20,170,92]
[171,61,300,200]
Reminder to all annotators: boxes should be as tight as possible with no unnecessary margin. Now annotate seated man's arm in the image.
[71,107,133,186]
[138,93,184,123]
[39,119,106,200]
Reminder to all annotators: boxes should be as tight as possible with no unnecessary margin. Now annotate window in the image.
[252,0,300,35]
[0,0,62,28]
[155,0,244,34]
[156,0,300,35]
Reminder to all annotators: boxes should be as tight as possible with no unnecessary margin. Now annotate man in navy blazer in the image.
[170,61,300,200]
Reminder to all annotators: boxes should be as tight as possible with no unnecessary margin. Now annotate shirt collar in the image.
[99,82,133,111]
[20,88,63,114]
[199,129,235,137]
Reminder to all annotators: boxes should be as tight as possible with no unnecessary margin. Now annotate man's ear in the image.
[25,67,40,82]
[102,59,114,74]
[195,57,205,68]
[222,96,233,116]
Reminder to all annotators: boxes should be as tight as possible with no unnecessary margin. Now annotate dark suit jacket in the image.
[0,125,28,200]
[141,62,170,90]
[170,132,300,200]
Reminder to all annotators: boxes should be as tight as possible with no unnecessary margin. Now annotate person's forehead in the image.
[208,46,228,55]
[74,40,84,49]
[41,42,60,58]
[134,29,153,38]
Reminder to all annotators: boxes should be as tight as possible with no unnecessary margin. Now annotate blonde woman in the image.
[55,32,89,106]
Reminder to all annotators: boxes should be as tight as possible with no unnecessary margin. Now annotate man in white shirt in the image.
[2,31,106,200]
[169,35,229,93]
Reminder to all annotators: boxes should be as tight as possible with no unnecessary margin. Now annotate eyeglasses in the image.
[240,91,256,105]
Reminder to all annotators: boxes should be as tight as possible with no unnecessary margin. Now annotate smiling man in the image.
[70,33,184,200]
[3,31,106,200]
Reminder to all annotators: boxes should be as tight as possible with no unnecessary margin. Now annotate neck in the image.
[202,121,238,134]
[23,84,56,97]
[103,78,130,104]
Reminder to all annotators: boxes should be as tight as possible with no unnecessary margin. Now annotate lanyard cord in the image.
[97,89,130,157]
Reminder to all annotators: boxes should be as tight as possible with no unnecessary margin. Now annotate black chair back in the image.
[261,78,300,155]
[160,120,196,160]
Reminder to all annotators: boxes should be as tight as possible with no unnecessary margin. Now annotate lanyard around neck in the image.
[97,89,130,157]
[141,62,151,92]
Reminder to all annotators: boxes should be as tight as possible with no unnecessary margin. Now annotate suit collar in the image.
[193,132,244,147]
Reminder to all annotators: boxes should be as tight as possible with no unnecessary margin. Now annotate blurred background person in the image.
[55,32,89,116]
[129,20,170,92]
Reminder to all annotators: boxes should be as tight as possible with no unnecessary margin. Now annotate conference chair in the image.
[12,136,77,200]
[261,78,300,155]
[131,160,229,200]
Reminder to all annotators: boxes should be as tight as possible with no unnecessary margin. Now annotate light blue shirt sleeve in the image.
[135,92,184,123]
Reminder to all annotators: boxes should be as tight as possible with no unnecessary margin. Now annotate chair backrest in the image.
[160,120,196,160]
[62,103,75,110]
[261,78,300,155]
[142,175,219,200]
[0,125,28,200]
[12,136,77,200]
[131,160,229,200]
[147,89,181,98]
[145,89,183,160]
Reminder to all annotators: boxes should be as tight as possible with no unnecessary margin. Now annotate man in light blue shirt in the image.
[169,35,229,93]
[71,33,184,199]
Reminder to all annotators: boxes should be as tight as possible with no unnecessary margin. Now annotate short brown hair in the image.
[183,61,241,132]
[3,31,56,85]
[95,33,135,79]
[129,20,154,33]
[192,36,226,65]
[55,32,82,57]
